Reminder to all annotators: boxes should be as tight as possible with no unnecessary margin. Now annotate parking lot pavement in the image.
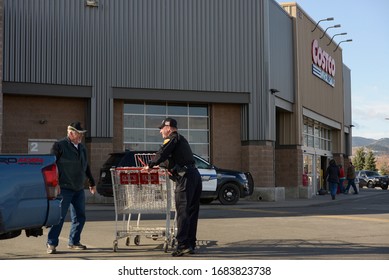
[1,188,388,260]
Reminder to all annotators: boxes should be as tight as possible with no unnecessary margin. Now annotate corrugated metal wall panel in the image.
[3,0,293,139]
[109,0,262,93]
[269,2,294,103]
[4,0,92,85]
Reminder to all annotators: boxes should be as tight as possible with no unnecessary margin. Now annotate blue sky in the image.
[277,0,389,139]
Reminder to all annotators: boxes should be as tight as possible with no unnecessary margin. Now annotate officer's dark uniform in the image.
[148,118,202,255]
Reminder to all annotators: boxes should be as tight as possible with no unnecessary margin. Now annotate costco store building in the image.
[0,0,353,201]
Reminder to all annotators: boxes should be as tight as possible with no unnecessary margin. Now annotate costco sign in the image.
[311,39,335,87]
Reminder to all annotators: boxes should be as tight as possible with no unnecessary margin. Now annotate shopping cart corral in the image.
[110,159,176,252]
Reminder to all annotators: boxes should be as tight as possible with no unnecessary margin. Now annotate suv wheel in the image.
[382,184,388,190]
[367,181,374,188]
[218,183,240,205]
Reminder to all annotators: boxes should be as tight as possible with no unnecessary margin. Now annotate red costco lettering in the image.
[311,39,336,77]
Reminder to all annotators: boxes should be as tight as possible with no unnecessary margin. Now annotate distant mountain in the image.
[352,136,376,147]
[352,137,389,154]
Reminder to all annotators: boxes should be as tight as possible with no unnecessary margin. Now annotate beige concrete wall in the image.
[281,3,346,155]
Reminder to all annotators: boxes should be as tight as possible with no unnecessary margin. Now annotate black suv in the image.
[356,170,388,190]
[97,151,254,205]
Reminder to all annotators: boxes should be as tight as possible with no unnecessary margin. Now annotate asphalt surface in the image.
[1,188,388,260]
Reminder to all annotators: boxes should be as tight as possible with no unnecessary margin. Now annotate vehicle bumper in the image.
[45,198,62,227]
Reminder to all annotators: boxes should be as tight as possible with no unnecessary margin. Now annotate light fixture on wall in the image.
[320,24,341,39]
[311,17,334,32]
[270,88,279,94]
[327,32,347,46]
[333,39,352,52]
[85,0,98,7]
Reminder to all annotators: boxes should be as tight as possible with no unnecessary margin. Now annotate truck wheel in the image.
[218,183,240,205]
[163,241,169,253]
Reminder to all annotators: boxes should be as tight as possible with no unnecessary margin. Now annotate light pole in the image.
[327,32,347,46]
[320,24,341,39]
[311,17,334,32]
[333,39,353,52]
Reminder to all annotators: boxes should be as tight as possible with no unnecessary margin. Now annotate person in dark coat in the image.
[325,159,340,200]
[46,122,96,254]
[147,117,203,257]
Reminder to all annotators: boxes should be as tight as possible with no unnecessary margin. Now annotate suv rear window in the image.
[102,154,124,168]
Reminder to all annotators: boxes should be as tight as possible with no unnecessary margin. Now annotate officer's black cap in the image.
[159,117,178,129]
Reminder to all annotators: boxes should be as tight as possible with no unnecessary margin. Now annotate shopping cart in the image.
[110,154,176,252]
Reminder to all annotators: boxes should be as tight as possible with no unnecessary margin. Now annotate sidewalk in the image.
[240,188,376,208]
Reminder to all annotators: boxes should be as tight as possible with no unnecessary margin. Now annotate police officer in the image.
[147,117,202,257]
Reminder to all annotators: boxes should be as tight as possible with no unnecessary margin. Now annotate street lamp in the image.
[311,17,334,32]
[333,39,353,52]
[320,24,341,39]
[327,32,347,46]
[270,88,279,94]
[85,0,98,7]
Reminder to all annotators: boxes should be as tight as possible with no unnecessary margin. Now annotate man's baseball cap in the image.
[68,122,87,133]
[158,117,178,129]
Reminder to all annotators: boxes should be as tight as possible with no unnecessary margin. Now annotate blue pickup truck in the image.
[0,155,62,239]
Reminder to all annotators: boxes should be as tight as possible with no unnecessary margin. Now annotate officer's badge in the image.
[163,138,171,145]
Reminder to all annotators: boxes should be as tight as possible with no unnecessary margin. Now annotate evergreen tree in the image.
[352,147,366,170]
[364,149,377,171]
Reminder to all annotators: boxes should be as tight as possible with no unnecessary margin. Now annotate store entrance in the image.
[303,151,330,195]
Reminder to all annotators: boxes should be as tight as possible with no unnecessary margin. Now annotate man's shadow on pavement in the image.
[192,239,389,259]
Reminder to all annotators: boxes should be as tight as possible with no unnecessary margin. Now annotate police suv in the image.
[97,151,254,205]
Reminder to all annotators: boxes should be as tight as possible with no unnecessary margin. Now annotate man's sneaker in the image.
[47,244,56,254]
[67,243,87,250]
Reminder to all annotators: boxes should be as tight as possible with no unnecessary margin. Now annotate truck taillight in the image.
[42,163,60,200]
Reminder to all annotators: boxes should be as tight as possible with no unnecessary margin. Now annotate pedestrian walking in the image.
[325,159,340,200]
[146,117,202,257]
[344,162,359,194]
[46,122,96,254]
[338,164,345,193]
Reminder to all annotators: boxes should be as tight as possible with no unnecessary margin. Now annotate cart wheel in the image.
[152,234,158,241]
[113,241,118,252]
[125,237,130,246]
[134,235,141,246]
[163,241,169,253]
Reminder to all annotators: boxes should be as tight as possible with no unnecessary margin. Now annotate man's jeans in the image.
[47,188,86,246]
[345,178,358,194]
[329,182,338,197]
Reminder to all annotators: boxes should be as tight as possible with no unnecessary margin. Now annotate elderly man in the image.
[46,122,96,254]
